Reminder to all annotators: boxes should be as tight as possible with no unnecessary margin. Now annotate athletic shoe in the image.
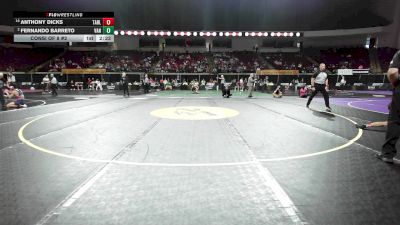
[326,107,332,112]
[248,96,253,98]
[355,124,367,129]
[21,104,28,108]
[376,154,394,164]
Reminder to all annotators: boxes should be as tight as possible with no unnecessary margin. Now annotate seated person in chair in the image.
[299,86,308,98]
[273,85,283,98]
[164,79,173,90]
[191,79,200,94]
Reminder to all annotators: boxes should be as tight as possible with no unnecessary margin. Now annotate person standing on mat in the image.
[121,72,129,97]
[50,74,58,96]
[143,74,150,94]
[306,63,332,112]
[377,50,400,164]
[220,75,231,98]
[217,75,226,97]
[247,73,256,98]
[42,75,50,93]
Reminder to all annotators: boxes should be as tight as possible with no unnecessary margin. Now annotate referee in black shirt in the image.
[306,63,332,112]
[121,72,129,97]
[377,51,400,164]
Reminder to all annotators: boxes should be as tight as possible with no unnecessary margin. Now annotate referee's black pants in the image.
[123,84,129,96]
[381,88,400,158]
[221,86,231,97]
[306,84,330,108]
[51,84,58,96]
[143,84,150,94]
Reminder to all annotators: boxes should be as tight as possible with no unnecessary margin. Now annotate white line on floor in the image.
[129,97,148,100]
[225,119,305,224]
[347,99,388,114]
[74,97,91,100]
[35,166,110,225]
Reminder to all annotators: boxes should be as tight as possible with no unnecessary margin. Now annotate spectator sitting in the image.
[299,86,308,98]
[70,80,76,90]
[42,75,50,93]
[164,79,173,90]
[191,79,200,94]
[88,78,95,90]
[273,85,283,98]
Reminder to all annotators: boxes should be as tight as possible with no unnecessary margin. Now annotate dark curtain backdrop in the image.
[2,0,393,30]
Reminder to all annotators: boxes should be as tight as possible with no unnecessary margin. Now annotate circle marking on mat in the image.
[150,106,240,120]
[347,99,388,114]
[18,109,362,166]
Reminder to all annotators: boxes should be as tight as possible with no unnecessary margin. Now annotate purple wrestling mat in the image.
[316,97,391,114]
[349,90,393,96]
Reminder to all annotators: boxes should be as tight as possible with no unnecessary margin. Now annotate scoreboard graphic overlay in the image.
[13,12,114,43]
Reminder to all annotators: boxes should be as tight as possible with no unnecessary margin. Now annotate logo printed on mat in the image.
[150,106,239,120]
